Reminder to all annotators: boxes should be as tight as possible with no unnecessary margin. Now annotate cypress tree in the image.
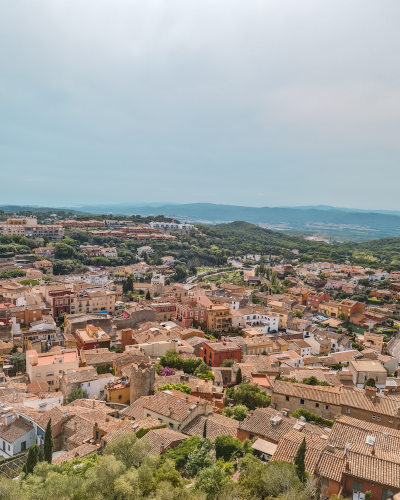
[43,419,53,464]
[203,420,207,438]
[294,437,306,482]
[236,368,242,385]
[315,476,321,500]
[145,290,151,300]
[22,444,39,476]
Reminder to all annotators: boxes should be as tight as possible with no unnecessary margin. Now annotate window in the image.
[48,380,54,385]
[21,441,26,451]
[300,399,305,405]
[285,396,290,401]
[46,372,54,377]
[169,422,174,429]
[315,403,319,408]
[59,370,62,374]
[372,415,376,420]
[352,480,363,492]
[377,416,381,421]
[382,489,395,500]
[324,405,329,410]
[36,373,41,377]
[389,419,393,423]
[346,408,351,414]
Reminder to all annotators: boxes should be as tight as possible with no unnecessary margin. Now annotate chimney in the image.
[5,414,13,426]
[106,417,109,422]
[92,400,95,408]
[73,422,77,432]
[383,389,389,396]
[345,461,350,471]
[160,442,164,453]
[365,386,377,399]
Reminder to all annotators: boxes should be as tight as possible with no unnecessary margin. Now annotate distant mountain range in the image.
[3,203,400,241]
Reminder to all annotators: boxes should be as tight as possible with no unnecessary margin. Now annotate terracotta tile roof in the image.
[317,449,345,483]
[331,415,400,452]
[202,340,241,353]
[330,350,361,363]
[142,428,187,455]
[113,353,149,368]
[340,388,400,418]
[65,400,114,414]
[272,380,341,405]
[103,418,160,443]
[301,355,322,366]
[239,407,324,443]
[182,413,239,440]
[80,350,119,366]
[27,381,49,394]
[143,390,206,423]
[271,430,328,474]
[120,396,151,419]
[0,417,33,442]
[52,444,99,465]
[242,355,279,373]
[62,367,99,385]
[345,445,400,490]
[17,407,66,431]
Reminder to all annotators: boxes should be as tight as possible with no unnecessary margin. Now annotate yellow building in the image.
[267,306,293,329]
[76,289,116,314]
[206,305,232,333]
[104,381,131,405]
[245,336,274,355]
[284,286,312,305]
[318,299,365,320]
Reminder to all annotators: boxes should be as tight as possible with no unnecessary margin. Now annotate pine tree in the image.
[315,476,321,500]
[294,437,306,482]
[236,368,242,385]
[203,420,207,438]
[43,419,53,464]
[22,444,39,476]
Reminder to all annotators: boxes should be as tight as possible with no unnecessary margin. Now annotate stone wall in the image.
[65,315,113,337]
[129,362,155,402]
[0,324,12,342]
[271,392,341,421]
[113,308,156,330]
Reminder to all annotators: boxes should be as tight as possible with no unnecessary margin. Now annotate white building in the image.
[241,312,279,332]
[101,247,118,259]
[148,222,194,230]
[137,246,154,256]
[0,414,36,457]
[80,374,115,399]
[151,273,165,286]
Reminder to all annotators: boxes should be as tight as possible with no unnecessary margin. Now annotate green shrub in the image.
[290,409,333,428]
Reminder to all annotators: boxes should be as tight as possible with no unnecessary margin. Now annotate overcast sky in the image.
[1,1,400,209]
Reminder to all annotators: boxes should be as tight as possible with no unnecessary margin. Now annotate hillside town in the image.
[1,213,400,499]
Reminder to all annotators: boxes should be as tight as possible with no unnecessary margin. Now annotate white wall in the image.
[0,425,36,456]
[81,375,114,399]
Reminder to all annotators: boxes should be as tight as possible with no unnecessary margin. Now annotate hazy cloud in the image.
[0,0,399,208]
